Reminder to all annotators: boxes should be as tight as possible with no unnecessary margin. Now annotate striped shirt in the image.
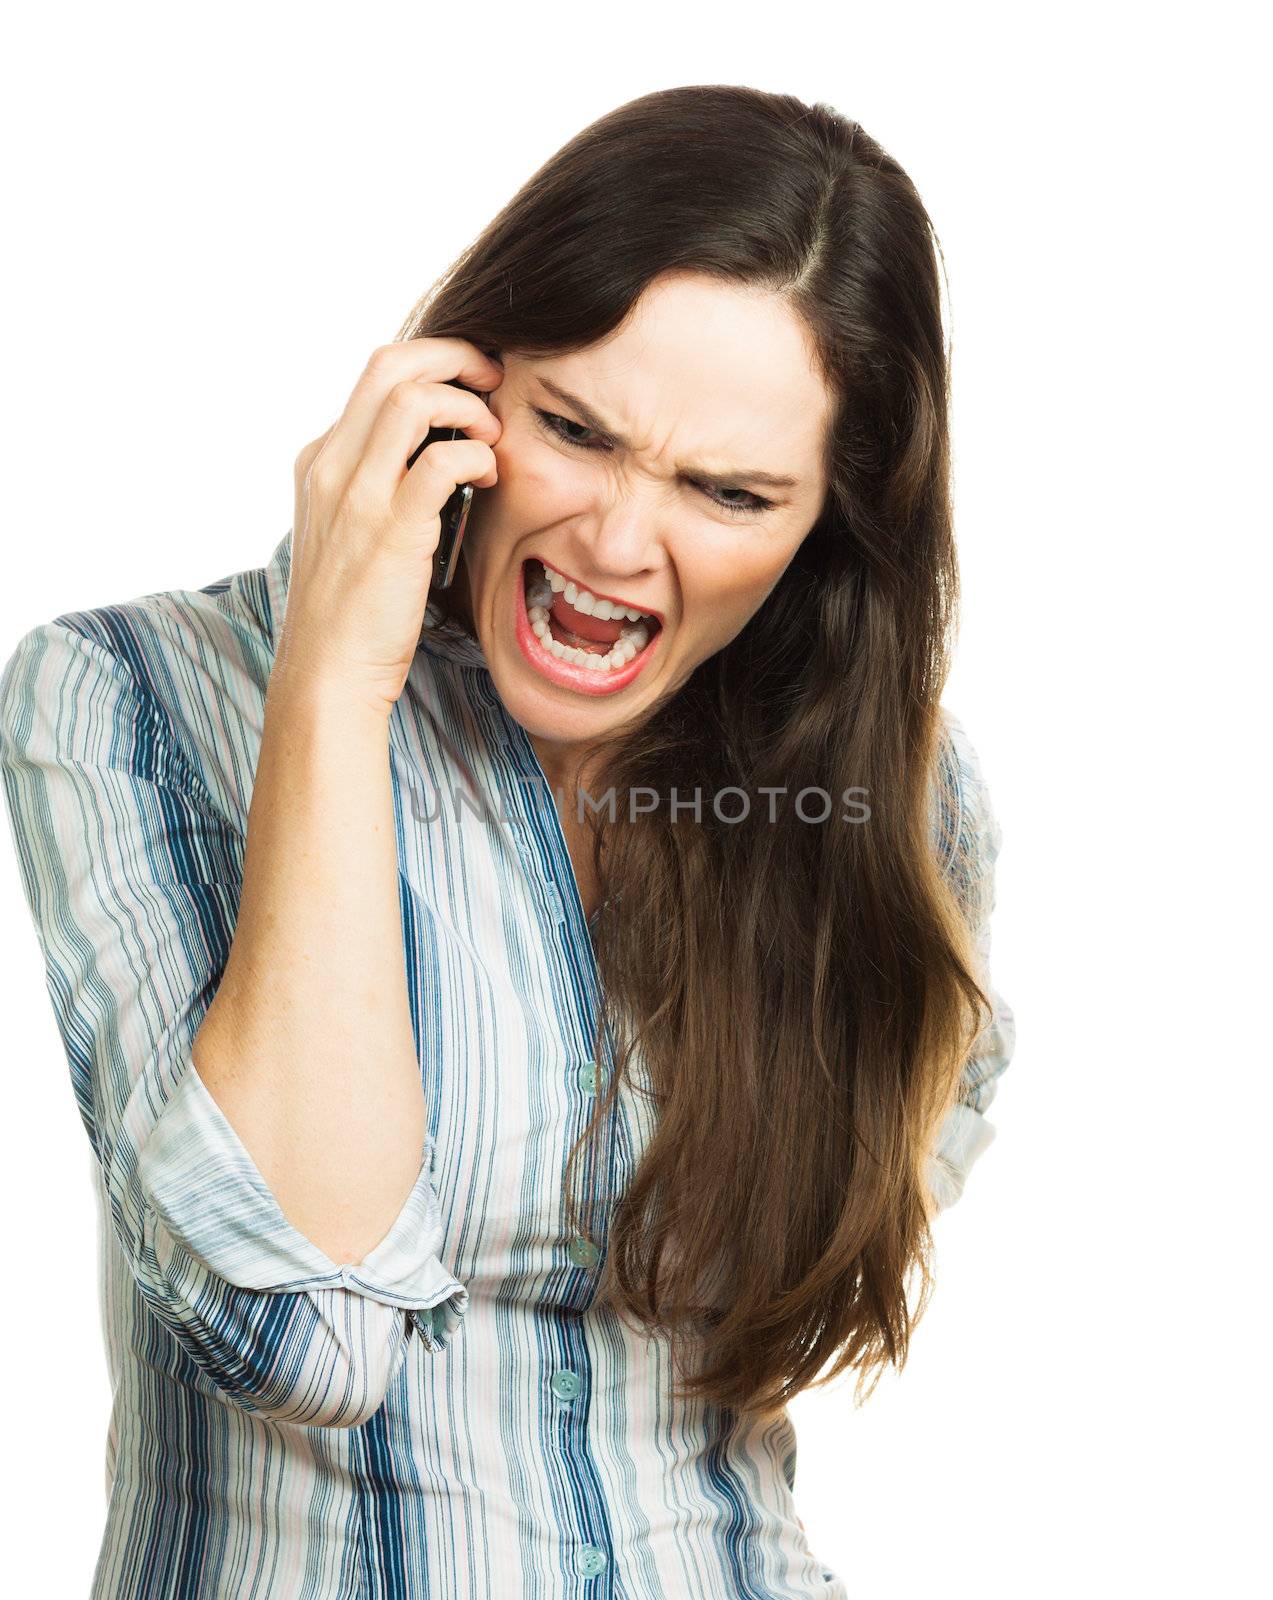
[0,529,1014,1599]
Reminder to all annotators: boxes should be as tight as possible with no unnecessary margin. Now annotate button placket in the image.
[504,807,568,925]
[490,723,619,1588]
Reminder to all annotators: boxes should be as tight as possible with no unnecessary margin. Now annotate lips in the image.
[513,557,663,696]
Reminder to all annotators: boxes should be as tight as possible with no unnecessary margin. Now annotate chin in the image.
[493,668,632,746]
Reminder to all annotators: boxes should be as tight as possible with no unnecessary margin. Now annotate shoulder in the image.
[1,537,286,827]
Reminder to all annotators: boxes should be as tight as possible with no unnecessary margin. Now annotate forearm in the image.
[193,667,425,1266]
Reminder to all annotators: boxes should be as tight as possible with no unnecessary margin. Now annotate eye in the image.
[532,408,605,451]
[534,409,597,450]
[530,407,775,519]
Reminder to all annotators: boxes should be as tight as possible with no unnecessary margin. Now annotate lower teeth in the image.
[524,566,652,672]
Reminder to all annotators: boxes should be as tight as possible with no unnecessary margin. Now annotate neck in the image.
[528,734,582,800]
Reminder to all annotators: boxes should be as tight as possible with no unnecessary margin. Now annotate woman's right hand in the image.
[276,336,505,716]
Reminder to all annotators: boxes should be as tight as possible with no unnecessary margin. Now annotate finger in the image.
[316,337,503,492]
[346,380,501,512]
[387,437,497,536]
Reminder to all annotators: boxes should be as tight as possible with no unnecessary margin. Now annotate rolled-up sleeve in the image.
[926,709,1017,1214]
[0,619,468,1427]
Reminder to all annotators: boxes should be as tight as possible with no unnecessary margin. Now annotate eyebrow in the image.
[534,376,801,492]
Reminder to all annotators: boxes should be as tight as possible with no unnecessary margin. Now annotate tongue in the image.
[549,592,625,645]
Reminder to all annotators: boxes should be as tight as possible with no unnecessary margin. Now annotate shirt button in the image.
[577,1061,599,1094]
[567,1236,601,1268]
[550,1369,582,1401]
[576,1545,608,1577]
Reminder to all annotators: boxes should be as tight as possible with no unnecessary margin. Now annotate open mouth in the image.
[520,557,663,675]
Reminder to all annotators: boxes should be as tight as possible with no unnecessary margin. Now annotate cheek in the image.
[683,554,784,641]
[494,441,579,514]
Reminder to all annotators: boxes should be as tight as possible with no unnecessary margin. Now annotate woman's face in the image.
[450,271,835,786]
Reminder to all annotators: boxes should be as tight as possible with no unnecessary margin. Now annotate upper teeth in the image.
[539,561,656,624]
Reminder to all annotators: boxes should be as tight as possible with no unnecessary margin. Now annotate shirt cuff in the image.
[136,1056,470,1316]
[926,1102,998,1214]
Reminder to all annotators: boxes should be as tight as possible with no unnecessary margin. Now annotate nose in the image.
[575,491,668,584]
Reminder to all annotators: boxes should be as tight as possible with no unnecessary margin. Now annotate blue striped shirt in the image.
[0,528,1014,1598]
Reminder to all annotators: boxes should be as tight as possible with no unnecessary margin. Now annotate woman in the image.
[0,86,1013,1600]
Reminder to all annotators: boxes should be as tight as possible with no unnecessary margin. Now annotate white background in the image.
[1,3,1267,1594]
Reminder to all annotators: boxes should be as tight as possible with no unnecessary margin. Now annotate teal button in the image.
[567,1236,601,1268]
[576,1545,607,1577]
[577,1061,599,1094]
[551,1369,582,1401]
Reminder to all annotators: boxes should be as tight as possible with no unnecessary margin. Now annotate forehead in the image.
[528,273,833,483]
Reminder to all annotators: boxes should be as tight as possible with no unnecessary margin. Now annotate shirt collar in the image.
[264,528,490,673]
[419,601,490,670]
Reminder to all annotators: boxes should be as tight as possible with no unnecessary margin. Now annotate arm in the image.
[0,618,467,1427]
[926,709,1017,1213]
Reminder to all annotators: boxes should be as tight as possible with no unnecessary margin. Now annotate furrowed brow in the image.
[535,376,800,491]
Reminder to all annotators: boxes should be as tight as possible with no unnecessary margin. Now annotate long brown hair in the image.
[397,85,991,1416]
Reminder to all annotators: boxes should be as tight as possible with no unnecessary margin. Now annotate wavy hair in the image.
[396,84,991,1416]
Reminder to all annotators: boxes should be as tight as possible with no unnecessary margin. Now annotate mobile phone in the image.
[405,380,490,589]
